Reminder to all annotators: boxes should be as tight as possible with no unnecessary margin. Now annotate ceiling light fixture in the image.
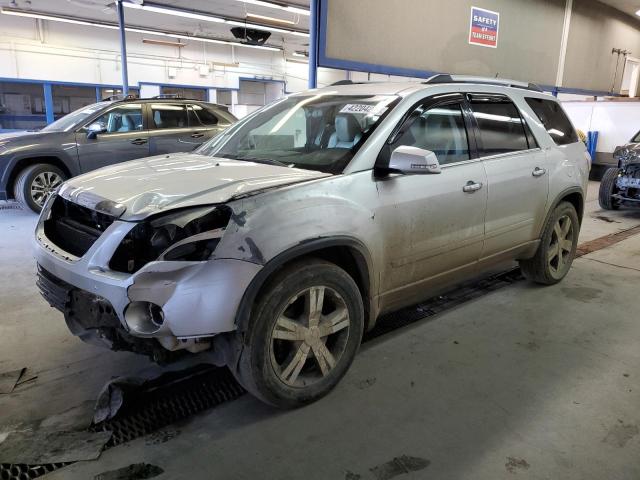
[122,1,308,37]
[292,50,307,57]
[234,0,309,16]
[0,8,283,51]
[246,12,296,26]
[636,8,640,15]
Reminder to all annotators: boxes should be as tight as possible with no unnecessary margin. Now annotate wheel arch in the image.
[6,156,72,199]
[549,187,584,226]
[235,236,377,336]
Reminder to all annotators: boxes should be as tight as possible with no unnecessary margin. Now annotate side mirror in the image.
[86,122,107,139]
[389,145,442,174]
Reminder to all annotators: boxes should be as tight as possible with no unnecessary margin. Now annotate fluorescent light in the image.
[0,8,282,51]
[124,2,225,23]
[636,8,640,16]
[123,1,308,37]
[234,0,309,16]
[246,12,296,26]
[292,51,307,57]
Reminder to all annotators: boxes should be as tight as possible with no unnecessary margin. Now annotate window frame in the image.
[377,92,480,169]
[149,102,189,130]
[466,93,541,160]
[77,102,145,135]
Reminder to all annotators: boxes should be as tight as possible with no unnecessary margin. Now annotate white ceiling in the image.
[1,0,311,52]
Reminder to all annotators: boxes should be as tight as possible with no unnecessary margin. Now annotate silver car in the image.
[34,76,589,407]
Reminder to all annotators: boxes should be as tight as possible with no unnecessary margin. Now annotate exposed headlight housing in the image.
[109,205,232,273]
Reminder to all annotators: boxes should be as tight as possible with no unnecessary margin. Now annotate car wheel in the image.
[14,164,66,213]
[232,258,364,408]
[598,167,620,210]
[519,201,580,285]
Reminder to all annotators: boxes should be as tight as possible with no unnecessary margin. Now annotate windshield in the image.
[41,102,110,132]
[197,94,398,173]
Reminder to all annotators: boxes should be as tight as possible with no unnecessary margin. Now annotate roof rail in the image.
[424,74,543,92]
[103,93,138,101]
[153,94,184,99]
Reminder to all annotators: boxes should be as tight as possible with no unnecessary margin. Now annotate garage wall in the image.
[321,0,566,85]
[0,15,346,98]
[564,0,640,92]
[320,0,640,93]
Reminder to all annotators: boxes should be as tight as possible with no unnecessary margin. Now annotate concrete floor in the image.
[0,181,639,479]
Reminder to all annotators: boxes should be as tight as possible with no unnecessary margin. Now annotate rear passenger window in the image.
[189,105,219,126]
[469,96,529,156]
[151,104,188,129]
[525,98,579,146]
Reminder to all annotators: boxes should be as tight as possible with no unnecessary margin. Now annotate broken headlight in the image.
[109,205,232,273]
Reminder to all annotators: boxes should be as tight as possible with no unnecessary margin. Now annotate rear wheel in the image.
[14,164,66,213]
[232,259,364,408]
[599,167,621,210]
[519,201,579,285]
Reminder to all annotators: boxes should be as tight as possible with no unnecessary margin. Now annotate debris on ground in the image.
[94,463,164,480]
[93,377,146,424]
[0,429,112,464]
[0,368,26,394]
[369,455,430,480]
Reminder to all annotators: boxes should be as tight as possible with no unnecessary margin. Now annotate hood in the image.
[0,130,67,151]
[58,152,332,221]
[614,143,640,165]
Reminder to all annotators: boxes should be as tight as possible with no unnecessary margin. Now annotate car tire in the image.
[519,201,580,285]
[598,167,620,210]
[14,163,66,213]
[231,258,364,408]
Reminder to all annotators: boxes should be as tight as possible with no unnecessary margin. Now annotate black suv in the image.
[0,96,237,212]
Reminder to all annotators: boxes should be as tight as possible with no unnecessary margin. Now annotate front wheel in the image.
[232,259,364,408]
[519,201,580,285]
[14,164,66,213]
[598,167,621,210]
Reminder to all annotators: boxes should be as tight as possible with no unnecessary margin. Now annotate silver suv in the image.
[34,76,589,407]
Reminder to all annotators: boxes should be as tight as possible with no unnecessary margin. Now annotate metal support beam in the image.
[308,0,318,89]
[116,0,129,96]
[43,83,54,124]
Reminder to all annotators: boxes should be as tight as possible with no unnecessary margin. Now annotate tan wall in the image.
[322,0,640,92]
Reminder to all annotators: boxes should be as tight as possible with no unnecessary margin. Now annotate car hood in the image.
[0,130,68,151]
[58,152,332,221]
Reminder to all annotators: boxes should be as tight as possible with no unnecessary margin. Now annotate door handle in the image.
[463,181,483,193]
[191,133,205,138]
[532,167,547,177]
[131,138,148,145]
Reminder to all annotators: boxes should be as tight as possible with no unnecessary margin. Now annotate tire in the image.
[519,201,580,285]
[231,258,364,408]
[14,164,66,213]
[598,167,620,210]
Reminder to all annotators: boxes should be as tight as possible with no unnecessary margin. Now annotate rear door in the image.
[187,104,233,145]
[468,93,549,259]
[147,102,196,155]
[75,103,149,173]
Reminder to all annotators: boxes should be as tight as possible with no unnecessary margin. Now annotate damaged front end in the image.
[612,144,640,206]
[35,195,261,363]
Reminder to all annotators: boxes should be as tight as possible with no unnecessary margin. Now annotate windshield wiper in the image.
[233,156,293,168]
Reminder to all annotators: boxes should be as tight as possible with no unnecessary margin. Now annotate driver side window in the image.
[91,105,143,133]
[394,103,470,165]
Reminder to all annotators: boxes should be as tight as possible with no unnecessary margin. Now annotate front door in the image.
[375,96,488,310]
[75,103,149,173]
[467,94,550,258]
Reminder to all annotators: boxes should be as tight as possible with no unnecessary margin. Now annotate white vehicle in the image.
[35,76,590,407]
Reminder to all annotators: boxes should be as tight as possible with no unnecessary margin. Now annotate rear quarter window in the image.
[525,98,579,146]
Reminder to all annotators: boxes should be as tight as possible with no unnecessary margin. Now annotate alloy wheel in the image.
[269,286,351,387]
[31,171,63,207]
[548,214,574,276]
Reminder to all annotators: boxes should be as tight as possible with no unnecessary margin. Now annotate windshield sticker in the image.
[340,104,375,115]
